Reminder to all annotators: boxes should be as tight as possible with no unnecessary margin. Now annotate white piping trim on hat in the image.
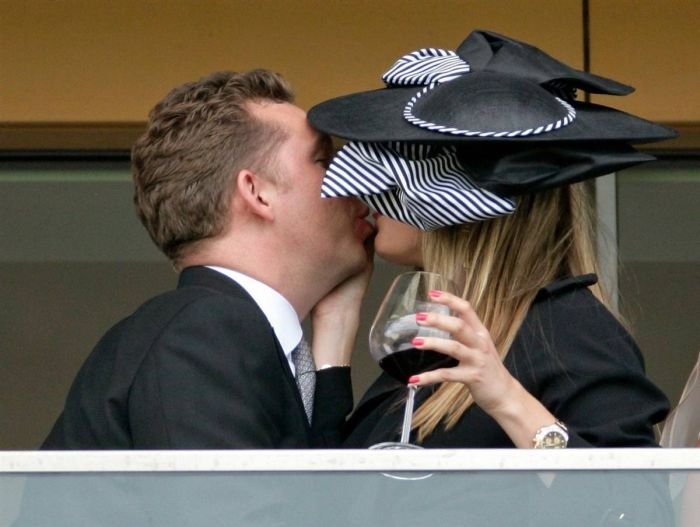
[404,86,576,137]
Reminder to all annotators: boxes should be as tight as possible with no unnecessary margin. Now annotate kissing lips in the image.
[355,215,376,241]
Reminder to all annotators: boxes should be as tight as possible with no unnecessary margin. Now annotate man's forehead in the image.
[246,100,332,153]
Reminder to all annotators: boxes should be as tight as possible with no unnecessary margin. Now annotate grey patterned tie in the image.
[292,337,315,423]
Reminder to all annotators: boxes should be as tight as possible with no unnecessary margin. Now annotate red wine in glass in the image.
[379,347,458,384]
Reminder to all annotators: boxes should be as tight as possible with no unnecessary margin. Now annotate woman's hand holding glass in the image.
[408,290,557,448]
[408,290,517,413]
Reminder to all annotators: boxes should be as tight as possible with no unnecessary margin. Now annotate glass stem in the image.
[400,384,418,444]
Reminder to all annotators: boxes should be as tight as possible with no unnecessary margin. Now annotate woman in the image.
[309,30,674,449]
[344,186,669,448]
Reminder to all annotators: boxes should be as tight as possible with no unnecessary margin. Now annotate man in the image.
[42,70,374,449]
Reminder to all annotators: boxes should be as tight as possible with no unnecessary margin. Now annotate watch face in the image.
[541,431,567,448]
[534,423,569,448]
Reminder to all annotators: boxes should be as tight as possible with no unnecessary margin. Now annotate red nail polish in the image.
[416,312,428,321]
[429,289,442,298]
[412,337,424,346]
[408,375,420,384]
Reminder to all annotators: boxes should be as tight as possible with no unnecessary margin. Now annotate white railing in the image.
[1,447,699,472]
[2,449,698,527]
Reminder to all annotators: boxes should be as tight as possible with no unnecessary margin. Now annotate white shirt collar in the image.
[206,266,303,372]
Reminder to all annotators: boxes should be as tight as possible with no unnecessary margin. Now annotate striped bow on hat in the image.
[323,142,516,230]
[309,30,677,229]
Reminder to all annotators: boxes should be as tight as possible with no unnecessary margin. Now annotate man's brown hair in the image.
[132,69,294,265]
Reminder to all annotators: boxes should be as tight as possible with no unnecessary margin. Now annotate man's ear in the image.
[234,169,275,221]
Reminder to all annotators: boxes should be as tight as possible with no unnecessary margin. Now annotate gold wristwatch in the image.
[533,420,568,448]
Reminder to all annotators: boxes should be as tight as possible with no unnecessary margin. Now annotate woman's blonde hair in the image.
[412,182,609,442]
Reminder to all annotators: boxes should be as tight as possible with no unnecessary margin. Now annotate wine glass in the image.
[368,271,457,449]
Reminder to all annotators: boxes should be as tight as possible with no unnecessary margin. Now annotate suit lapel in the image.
[178,266,310,431]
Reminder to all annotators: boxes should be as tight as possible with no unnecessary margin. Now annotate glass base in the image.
[368,442,423,450]
[368,442,432,480]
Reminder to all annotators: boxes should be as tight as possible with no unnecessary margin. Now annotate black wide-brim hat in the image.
[309,83,673,143]
[309,30,676,144]
[309,30,678,229]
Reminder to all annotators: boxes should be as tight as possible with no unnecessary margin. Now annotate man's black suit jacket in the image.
[42,266,352,449]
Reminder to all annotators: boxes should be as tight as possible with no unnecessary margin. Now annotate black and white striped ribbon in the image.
[382,48,471,85]
[322,142,516,230]
[382,48,577,138]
